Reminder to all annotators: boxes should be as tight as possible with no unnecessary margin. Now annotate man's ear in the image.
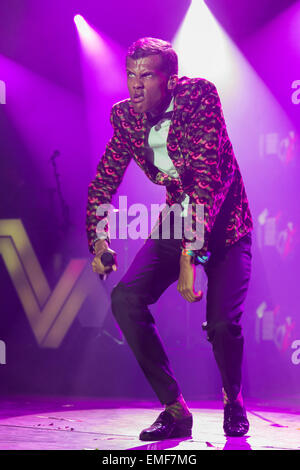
[167,74,178,91]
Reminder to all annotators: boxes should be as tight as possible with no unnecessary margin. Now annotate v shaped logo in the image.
[0,219,100,348]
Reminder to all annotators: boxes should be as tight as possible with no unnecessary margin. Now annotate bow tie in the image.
[147,110,173,128]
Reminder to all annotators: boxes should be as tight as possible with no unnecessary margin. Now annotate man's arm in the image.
[177,81,235,301]
[181,80,236,261]
[86,104,132,254]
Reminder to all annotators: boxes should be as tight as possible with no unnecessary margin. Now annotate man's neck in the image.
[147,94,173,119]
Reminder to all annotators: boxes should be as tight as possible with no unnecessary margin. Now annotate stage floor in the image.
[0,395,299,451]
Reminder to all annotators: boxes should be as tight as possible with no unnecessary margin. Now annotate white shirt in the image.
[146,99,190,216]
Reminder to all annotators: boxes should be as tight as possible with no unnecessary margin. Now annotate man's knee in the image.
[111,282,154,326]
[111,283,128,318]
[111,282,143,316]
[202,319,243,343]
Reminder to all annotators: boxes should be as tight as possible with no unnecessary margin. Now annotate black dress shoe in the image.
[139,410,193,441]
[223,402,249,437]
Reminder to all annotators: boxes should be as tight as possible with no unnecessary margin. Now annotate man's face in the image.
[126,54,176,116]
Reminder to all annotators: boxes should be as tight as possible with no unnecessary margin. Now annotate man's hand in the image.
[177,254,203,303]
[92,239,117,276]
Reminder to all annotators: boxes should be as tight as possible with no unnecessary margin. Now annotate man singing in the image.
[86,37,253,440]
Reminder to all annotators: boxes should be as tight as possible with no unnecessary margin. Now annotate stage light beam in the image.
[74,14,105,57]
[73,14,127,163]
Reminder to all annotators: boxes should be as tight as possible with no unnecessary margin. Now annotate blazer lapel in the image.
[123,91,189,201]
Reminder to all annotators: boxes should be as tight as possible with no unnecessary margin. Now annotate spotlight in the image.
[73,14,98,50]
[74,14,84,26]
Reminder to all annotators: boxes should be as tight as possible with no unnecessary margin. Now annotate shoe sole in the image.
[140,425,192,441]
[139,414,193,441]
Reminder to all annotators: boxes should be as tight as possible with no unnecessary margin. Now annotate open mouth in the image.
[132,95,144,103]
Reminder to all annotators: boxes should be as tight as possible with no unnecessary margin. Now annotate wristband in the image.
[181,248,195,257]
[195,252,211,265]
[181,248,211,265]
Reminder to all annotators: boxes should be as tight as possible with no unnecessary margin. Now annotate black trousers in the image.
[111,230,252,405]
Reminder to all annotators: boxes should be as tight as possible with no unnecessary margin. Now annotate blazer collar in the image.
[126,76,195,123]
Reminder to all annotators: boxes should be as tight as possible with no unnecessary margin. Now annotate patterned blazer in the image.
[86,77,253,260]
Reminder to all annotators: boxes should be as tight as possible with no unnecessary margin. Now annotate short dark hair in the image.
[126,37,178,77]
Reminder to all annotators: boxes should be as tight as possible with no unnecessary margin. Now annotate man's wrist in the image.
[180,248,195,264]
[180,248,212,266]
[181,248,195,257]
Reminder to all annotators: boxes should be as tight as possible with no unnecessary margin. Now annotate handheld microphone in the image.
[99,251,117,280]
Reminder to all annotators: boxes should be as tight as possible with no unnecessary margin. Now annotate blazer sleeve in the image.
[181,81,236,258]
[86,104,132,254]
